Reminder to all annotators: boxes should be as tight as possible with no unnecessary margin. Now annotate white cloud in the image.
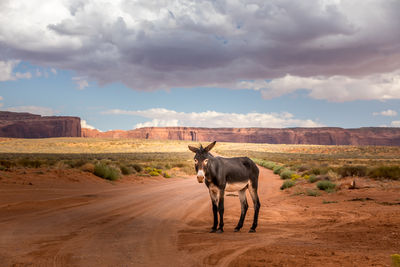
[246,72,400,102]
[72,76,89,90]
[104,108,323,129]
[35,69,42,77]
[51,68,57,74]
[81,119,96,130]
[373,109,398,117]
[5,106,56,116]
[1,1,400,101]
[391,121,400,127]
[0,60,31,81]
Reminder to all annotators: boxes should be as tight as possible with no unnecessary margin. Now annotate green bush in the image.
[297,165,310,172]
[317,180,336,192]
[273,165,284,175]
[306,189,320,197]
[280,180,295,190]
[120,165,133,175]
[392,254,400,267]
[280,169,294,180]
[94,163,120,181]
[368,166,400,180]
[308,167,330,176]
[308,175,318,183]
[66,159,89,168]
[17,158,43,168]
[0,160,15,169]
[131,163,143,173]
[337,165,367,177]
[251,159,276,170]
[163,172,171,178]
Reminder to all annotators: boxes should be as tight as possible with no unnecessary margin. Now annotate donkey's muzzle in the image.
[197,170,205,183]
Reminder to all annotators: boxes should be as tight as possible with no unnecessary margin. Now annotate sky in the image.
[1,0,400,131]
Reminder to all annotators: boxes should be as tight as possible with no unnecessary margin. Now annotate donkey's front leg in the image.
[210,202,218,233]
[216,189,224,233]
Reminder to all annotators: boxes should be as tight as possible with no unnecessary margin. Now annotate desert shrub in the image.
[54,161,68,170]
[154,165,164,170]
[131,163,143,173]
[263,161,276,170]
[163,172,171,178]
[180,164,196,175]
[317,180,336,192]
[326,170,341,181]
[391,254,400,267]
[66,159,89,168]
[308,166,330,176]
[145,167,163,176]
[172,163,185,168]
[337,165,367,177]
[291,173,301,181]
[252,159,276,170]
[322,200,338,204]
[94,163,120,181]
[297,165,310,172]
[273,165,284,175]
[165,163,172,169]
[280,169,294,180]
[17,158,43,168]
[368,166,400,180]
[0,160,14,170]
[308,175,318,183]
[280,180,295,190]
[120,165,133,175]
[81,162,95,173]
[306,189,320,197]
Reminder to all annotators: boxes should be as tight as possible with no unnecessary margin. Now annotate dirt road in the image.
[0,167,399,266]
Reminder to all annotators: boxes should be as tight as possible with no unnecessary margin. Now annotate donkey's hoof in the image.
[216,229,224,233]
[234,228,241,232]
[209,228,217,233]
[248,228,256,233]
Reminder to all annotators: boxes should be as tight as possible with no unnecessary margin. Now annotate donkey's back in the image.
[216,156,259,184]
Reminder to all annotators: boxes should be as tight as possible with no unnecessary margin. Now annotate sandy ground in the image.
[0,167,399,266]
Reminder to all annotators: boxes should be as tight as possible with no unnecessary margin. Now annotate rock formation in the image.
[82,126,400,146]
[0,111,81,138]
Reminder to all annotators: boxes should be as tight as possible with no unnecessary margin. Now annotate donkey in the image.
[188,141,260,233]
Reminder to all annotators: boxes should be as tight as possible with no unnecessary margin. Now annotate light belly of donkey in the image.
[225,181,248,192]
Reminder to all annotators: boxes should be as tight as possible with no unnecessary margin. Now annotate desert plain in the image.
[0,138,399,266]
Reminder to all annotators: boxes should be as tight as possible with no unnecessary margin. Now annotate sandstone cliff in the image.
[82,127,400,146]
[0,111,81,138]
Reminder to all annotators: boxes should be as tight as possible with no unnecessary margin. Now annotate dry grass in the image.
[1,138,400,180]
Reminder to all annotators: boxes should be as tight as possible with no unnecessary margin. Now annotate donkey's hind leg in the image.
[248,184,260,233]
[234,188,249,232]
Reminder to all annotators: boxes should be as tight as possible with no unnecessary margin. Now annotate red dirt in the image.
[0,167,399,266]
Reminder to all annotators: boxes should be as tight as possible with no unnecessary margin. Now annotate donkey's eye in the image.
[194,159,198,164]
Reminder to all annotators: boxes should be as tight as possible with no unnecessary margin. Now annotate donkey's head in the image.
[188,141,216,183]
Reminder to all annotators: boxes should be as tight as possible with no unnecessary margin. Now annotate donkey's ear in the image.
[188,145,199,153]
[204,141,216,152]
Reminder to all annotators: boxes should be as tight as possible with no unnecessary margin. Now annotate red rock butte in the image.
[82,126,400,146]
[1,111,400,145]
[0,111,81,138]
